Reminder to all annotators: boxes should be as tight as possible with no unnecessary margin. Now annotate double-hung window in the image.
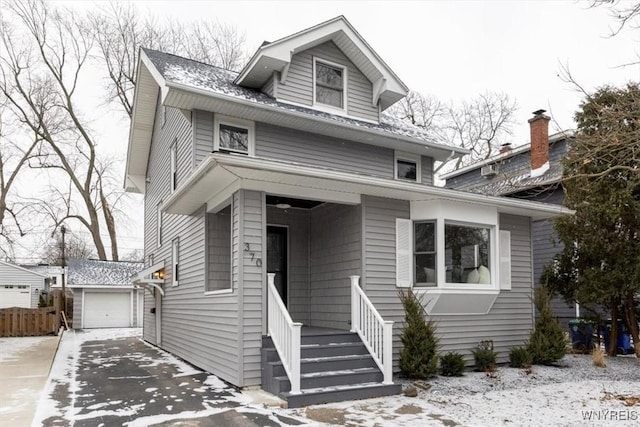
[213,115,255,156]
[314,58,346,111]
[414,221,437,286]
[156,201,163,248]
[172,238,179,287]
[170,140,177,192]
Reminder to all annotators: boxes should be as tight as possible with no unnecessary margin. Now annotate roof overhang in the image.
[125,51,466,194]
[164,154,574,221]
[235,16,408,110]
[131,261,166,297]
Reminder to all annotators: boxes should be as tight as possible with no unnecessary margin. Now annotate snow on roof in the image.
[142,48,459,151]
[67,259,144,287]
[458,162,564,196]
[22,265,64,276]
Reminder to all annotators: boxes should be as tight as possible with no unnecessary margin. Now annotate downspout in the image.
[433,150,458,174]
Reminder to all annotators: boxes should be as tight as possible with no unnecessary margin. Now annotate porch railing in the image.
[350,275,394,384]
[267,273,302,394]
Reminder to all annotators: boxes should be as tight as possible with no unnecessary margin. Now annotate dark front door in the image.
[267,226,288,307]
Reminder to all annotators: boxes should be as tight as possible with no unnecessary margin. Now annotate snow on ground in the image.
[0,336,51,361]
[30,328,640,426]
[288,354,640,426]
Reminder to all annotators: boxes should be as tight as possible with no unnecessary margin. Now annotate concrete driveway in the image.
[32,329,311,427]
[0,334,60,426]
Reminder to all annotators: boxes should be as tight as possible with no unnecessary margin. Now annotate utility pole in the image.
[60,224,67,318]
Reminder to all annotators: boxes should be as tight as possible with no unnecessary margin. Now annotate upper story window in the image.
[313,58,347,111]
[172,238,179,287]
[395,151,421,183]
[170,140,177,192]
[156,201,163,248]
[214,115,255,156]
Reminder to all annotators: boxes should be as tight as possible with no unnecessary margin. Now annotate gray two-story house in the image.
[126,17,570,406]
[442,111,577,327]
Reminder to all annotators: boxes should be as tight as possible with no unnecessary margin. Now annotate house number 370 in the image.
[244,243,262,267]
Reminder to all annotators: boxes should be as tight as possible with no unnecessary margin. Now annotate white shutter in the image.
[499,230,511,290]
[396,218,413,288]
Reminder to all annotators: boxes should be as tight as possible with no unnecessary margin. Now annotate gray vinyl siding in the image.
[192,109,214,168]
[256,123,394,179]
[361,196,410,368]
[266,206,310,324]
[143,100,243,386]
[0,263,46,309]
[421,156,433,186]
[206,207,232,292]
[276,41,379,122]
[73,289,82,328]
[261,73,275,97]
[362,198,535,367]
[238,190,265,387]
[309,203,361,330]
[427,214,534,364]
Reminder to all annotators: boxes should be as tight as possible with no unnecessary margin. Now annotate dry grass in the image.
[591,346,607,368]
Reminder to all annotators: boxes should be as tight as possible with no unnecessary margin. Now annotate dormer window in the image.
[313,58,346,111]
[214,115,255,156]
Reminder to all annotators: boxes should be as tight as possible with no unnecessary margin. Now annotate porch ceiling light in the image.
[275,203,291,209]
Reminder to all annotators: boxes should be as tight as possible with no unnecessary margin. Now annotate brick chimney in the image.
[528,109,551,177]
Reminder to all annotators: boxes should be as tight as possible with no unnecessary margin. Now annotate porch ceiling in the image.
[163,154,574,221]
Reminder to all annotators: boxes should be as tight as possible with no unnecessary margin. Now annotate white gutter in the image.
[166,154,574,219]
[164,81,469,158]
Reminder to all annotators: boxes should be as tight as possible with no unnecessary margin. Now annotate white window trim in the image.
[204,288,234,296]
[408,200,500,291]
[213,114,255,156]
[394,151,422,183]
[156,201,163,248]
[172,238,179,287]
[170,140,177,192]
[312,57,348,114]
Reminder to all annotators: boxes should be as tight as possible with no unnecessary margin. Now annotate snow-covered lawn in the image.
[30,328,640,426]
[289,354,640,426]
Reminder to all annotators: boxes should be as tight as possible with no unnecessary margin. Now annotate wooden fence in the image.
[0,306,60,337]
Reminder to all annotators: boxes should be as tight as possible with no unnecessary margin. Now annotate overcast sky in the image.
[13,0,640,262]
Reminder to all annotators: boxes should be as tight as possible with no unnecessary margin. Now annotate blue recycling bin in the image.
[599,320,634,355]
[568,319,594,352]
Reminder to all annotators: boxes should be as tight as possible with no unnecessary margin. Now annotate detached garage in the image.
[68,259,144,329]
[0,260,48,309]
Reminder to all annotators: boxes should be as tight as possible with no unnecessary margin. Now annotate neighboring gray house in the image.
[0,260,48,309]
[23,264,65,290]
[68,259,144,329]
[125,16,570,406]
[442,110,577,327]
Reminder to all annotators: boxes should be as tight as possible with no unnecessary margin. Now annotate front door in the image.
[267,226,288,307]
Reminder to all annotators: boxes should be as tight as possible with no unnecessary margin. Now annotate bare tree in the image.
[41,230,94,265]
[90,1,248,117]
[0,0,122,260]
[590,0,640,35]
[390,90,518,171]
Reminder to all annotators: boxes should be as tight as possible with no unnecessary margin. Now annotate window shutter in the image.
[396,218,413,288]
[499,230,511,290]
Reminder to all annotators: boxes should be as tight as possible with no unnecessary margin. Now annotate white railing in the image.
[267,273,302,394]
[350,275,394,385]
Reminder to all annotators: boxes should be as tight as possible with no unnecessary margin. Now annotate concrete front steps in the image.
[261,330,401,408]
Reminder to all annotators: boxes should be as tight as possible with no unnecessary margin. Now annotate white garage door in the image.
[83,292,131,328]
[0,285,31,309]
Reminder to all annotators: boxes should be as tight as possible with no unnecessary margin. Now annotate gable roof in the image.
[125,47,468,193]
[0,260,48,279]
[235,16,408,110]
[67,259,144,287]
[441,131,573,196]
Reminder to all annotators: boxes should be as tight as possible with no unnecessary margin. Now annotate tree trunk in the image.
[85,197,107,260]
[100,187,118,261]
[624,292,639,357]
[608,302,619,357]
